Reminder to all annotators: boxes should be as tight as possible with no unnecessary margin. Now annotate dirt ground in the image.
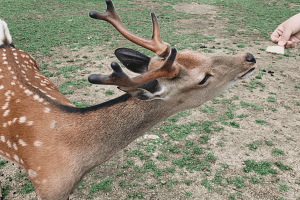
[1,2,300,200]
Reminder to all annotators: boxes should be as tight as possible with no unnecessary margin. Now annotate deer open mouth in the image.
[240,67,255,79]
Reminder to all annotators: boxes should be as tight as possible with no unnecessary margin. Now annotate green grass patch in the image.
[255,119,266,125]
[127,149,146,160]
[105,90,114,95]
[247,140,263,151]
[1,184,11,198]
[167,110,192,122]
[89,177,114,198]
[59,79,92,95]
[21,180,35,194]
[279,181,290,193]
[156,154,168,161]
[240,101,263,110]
[243,160,277,175]
[244,78,265,92]
[265,140,274,146]
[0,159,7,169]
[172,155,211,172]
[72,100,89,108]
[201,179,213,191]
[272,148,285,156]
[267,96,276,103]
[185,192,192,198]
[250,176,263,184]
[274,162,292,171]
[126,192,144,199]
[200,104,218,113]
[160,124,192,141]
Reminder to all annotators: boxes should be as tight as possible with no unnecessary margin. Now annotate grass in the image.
[1,0,299,199]
[89,177,114,199]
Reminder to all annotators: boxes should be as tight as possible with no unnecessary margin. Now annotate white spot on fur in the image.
[3,110,9,117]
[18,139,27,146]
[28,169,37,178]
[3,61,8,64]
[13,143,18,151]
[51,121,57,129]
[24,89,33,96]
[2,102,8,110]
[44,108,50,113]
[0,85,4,90]
[34,141,43,147]
[1,135,5,142]
[27,121,34,126]
[5,153,10,157]
[7,140,11,148]
[13,155,19,162]
[19,116,26,123]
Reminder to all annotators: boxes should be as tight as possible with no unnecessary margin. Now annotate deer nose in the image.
[246,53,256,63]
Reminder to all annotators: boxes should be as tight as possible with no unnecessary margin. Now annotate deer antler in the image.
[89,0,171,57]
[88,47,178,87]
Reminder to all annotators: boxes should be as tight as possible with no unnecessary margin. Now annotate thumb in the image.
[278,29,292,47]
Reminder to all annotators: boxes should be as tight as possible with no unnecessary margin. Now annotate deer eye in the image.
[198,74,211,85]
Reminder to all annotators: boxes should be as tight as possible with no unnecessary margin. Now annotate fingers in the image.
[285,41,295,49]
[278,28,293,47]
[270,26,298,48]
[271,29,280,44]
[285,34,300,48]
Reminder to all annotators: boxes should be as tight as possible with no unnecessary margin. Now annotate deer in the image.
[0,0,256,199]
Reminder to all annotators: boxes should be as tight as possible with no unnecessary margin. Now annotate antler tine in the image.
[88,62,135,87]
[89,0,170,57]
[88,47,178,88]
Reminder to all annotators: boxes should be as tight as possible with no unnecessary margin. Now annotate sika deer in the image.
[0,0,255,199]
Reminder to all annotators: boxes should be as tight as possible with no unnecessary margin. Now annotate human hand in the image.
[271,13,300,48]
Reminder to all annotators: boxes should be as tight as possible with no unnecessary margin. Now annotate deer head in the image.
[88,0,256,111]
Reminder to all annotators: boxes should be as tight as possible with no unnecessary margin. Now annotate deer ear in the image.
[115,48,151,74]
[118,82,166,101]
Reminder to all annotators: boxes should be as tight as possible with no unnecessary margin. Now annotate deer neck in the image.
[62,93,176,168]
